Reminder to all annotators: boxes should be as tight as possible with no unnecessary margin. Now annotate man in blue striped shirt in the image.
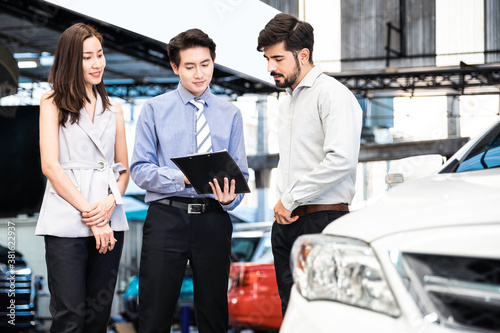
[131,28,249,333]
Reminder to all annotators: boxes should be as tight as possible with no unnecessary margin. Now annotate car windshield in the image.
[231,237,261,262]
[252,234,274,264]
[456,121,500,172]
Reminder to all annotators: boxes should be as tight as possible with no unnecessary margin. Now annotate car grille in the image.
[401,253,500,333]
[0,270,32,305]
[0,268,35,327]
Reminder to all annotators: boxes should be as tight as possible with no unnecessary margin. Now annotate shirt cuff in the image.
[281,191,298,211]
[220,195,239,211]
[173,171,187,192]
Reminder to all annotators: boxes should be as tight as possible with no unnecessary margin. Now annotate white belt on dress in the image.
[59,160,126,205]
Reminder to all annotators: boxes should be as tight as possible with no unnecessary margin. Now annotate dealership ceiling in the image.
[0,0,279,99]
[2,0,500,100]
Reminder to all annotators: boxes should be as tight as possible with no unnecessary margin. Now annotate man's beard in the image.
[272,54,301,89]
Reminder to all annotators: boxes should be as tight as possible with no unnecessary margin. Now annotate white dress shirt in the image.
[277,65,363,211]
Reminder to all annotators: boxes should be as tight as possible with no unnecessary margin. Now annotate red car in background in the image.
[228,227,282,332]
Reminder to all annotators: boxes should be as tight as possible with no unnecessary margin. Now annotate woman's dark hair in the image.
[257,13,314,64]
[49,23,111,126]
[167,28,216,67]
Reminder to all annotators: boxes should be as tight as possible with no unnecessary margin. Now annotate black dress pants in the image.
[271,210,348,316]
[138,202,232,333]
[44,232,124,333]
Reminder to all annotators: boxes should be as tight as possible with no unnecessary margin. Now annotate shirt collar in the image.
[286,65,323,96]
[177,82,212,106]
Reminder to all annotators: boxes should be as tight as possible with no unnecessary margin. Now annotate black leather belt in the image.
[292,203,349,217]
[155,197,222,214]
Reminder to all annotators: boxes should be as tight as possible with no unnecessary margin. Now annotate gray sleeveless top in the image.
[36,94,128,237]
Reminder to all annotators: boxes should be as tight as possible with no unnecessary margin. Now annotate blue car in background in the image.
[121,267,195,330]
[118,195,196,331]
[0,245,37,331]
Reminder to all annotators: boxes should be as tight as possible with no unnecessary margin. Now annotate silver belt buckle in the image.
[96,160,107,172]
[187,204,204,214]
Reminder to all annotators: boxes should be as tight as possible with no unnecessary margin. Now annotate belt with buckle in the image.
[292,203,349,217]
[155,198,222,214]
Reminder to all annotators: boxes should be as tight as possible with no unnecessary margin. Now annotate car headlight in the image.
[0,263,31,275]
[291,234,401,317]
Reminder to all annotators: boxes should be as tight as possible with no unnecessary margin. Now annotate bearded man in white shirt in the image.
[257,13,363,315]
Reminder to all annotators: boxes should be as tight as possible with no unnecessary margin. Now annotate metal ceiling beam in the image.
[331,64,500,96]
[247,137,470,171]
[106,83,177,100]
[358,137,470,162]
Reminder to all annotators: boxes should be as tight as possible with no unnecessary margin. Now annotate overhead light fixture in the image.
[18,61,38,69]
[13,52,38,59]
[40,52,54,66]
[14,52,53,68]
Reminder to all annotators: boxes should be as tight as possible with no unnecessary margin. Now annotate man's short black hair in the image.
[257,13,314,64]
[167,28,216,67]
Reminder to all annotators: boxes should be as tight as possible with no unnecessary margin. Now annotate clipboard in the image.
[171,150,250,195]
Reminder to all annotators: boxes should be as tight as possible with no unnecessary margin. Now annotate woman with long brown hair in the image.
[36,23,129,332]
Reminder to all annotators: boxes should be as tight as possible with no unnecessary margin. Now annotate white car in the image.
[281,119,500,333]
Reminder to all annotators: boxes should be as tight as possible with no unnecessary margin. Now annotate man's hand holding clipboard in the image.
[171,150,250,203]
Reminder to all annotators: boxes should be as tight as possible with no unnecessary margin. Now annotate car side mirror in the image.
[385,154,446,188]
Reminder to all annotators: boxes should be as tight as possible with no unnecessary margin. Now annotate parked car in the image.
[120,265,195,331]
[281,118,500,333]
[231,222,273,262]
[228,227,282,332]
[0,244,37,331]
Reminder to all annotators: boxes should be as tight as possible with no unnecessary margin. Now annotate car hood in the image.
[324,168,500,242]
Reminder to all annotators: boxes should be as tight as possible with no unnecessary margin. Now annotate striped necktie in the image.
[189,99,213,153]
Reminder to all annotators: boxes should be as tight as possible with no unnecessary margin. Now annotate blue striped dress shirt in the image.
[130,83,249,210]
